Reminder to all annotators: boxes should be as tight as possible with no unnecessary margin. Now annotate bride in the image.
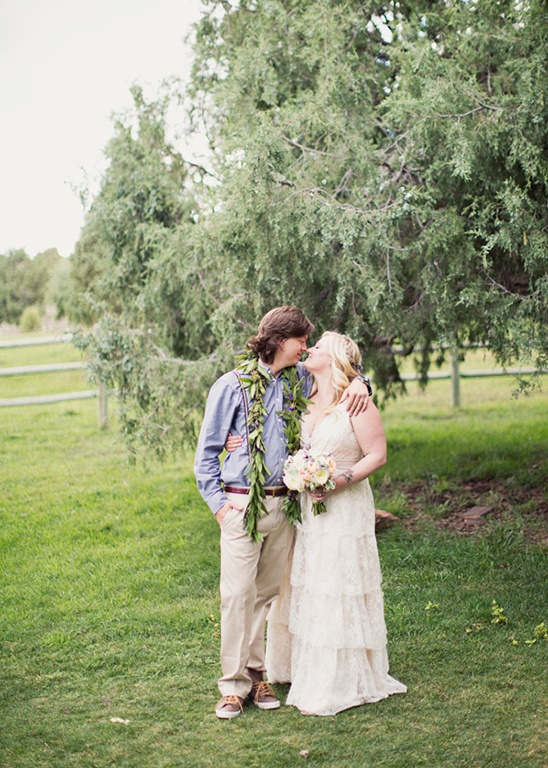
[265,331,406,716]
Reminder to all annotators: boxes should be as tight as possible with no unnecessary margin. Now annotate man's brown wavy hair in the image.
[246,306,315,364]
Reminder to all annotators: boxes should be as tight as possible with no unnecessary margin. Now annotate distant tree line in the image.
[67,0,547,455]
[0,248,71,329]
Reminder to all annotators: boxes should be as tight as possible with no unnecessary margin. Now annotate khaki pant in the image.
[218,492,295,699]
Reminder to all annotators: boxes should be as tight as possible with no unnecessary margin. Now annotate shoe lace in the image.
[223,695,244,711]
[253,680,275,699]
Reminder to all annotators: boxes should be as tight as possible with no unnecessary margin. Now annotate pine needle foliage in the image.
[74,0,548,455]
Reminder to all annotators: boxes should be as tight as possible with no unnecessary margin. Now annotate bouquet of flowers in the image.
[283,448,337,515]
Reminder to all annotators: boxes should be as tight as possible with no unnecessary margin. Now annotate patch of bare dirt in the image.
[388,477,548,544]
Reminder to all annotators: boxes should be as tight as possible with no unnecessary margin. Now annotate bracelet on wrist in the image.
[357,374,373,396]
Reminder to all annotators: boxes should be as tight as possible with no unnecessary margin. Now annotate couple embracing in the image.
[194,306,406,719]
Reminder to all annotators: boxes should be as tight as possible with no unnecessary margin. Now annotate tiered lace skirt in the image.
[266,478,406,716]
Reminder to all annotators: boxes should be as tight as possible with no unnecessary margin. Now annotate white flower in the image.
[283,449,336,497]
[314,468,329,486]
[283,466,306,492]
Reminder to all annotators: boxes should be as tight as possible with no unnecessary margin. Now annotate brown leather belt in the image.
[224,485,288,497]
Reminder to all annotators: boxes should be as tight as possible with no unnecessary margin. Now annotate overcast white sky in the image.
[0,0,206,258]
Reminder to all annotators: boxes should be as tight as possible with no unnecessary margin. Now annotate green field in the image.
[0,340,547,767]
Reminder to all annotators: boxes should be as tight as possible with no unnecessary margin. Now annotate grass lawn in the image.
[0,344,547,768]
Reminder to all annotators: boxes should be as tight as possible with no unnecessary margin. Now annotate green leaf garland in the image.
[234,351,311,541]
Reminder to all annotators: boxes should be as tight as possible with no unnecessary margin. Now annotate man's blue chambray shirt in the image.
[194,361,312,515]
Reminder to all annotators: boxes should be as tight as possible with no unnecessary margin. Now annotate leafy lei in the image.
[234,350,311,541]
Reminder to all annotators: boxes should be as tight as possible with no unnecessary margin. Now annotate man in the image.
[194,306,370,719]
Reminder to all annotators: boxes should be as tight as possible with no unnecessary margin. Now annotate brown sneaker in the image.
[248,680,280,710]
[215,695,245,719]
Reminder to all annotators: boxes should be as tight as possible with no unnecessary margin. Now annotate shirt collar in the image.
[258,360,280,379]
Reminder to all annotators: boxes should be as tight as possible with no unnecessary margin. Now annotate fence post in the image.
[450,346,460,408]
[98,383,108,429]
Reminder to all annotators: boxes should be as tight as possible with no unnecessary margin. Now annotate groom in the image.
[194,306,370,719]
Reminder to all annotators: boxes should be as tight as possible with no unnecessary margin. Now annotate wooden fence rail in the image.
[0,391,98,407]
[0,337,544,418]
[0,334,74,348]
[0,362,86,376]
[0,335,108,427]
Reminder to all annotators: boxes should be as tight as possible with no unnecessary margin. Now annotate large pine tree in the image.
[75,0,548,454]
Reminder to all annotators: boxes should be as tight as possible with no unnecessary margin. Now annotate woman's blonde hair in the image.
[311,331,363,411]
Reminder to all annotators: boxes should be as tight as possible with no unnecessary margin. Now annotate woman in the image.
[228,332,406,715]
[266,332,407,715]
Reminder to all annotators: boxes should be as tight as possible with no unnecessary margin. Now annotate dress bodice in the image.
[301,404,362,472]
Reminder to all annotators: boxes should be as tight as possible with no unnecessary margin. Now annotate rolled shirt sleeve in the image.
[194,373,245,515]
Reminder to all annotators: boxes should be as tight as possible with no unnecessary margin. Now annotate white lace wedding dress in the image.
[265,404,407,716]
